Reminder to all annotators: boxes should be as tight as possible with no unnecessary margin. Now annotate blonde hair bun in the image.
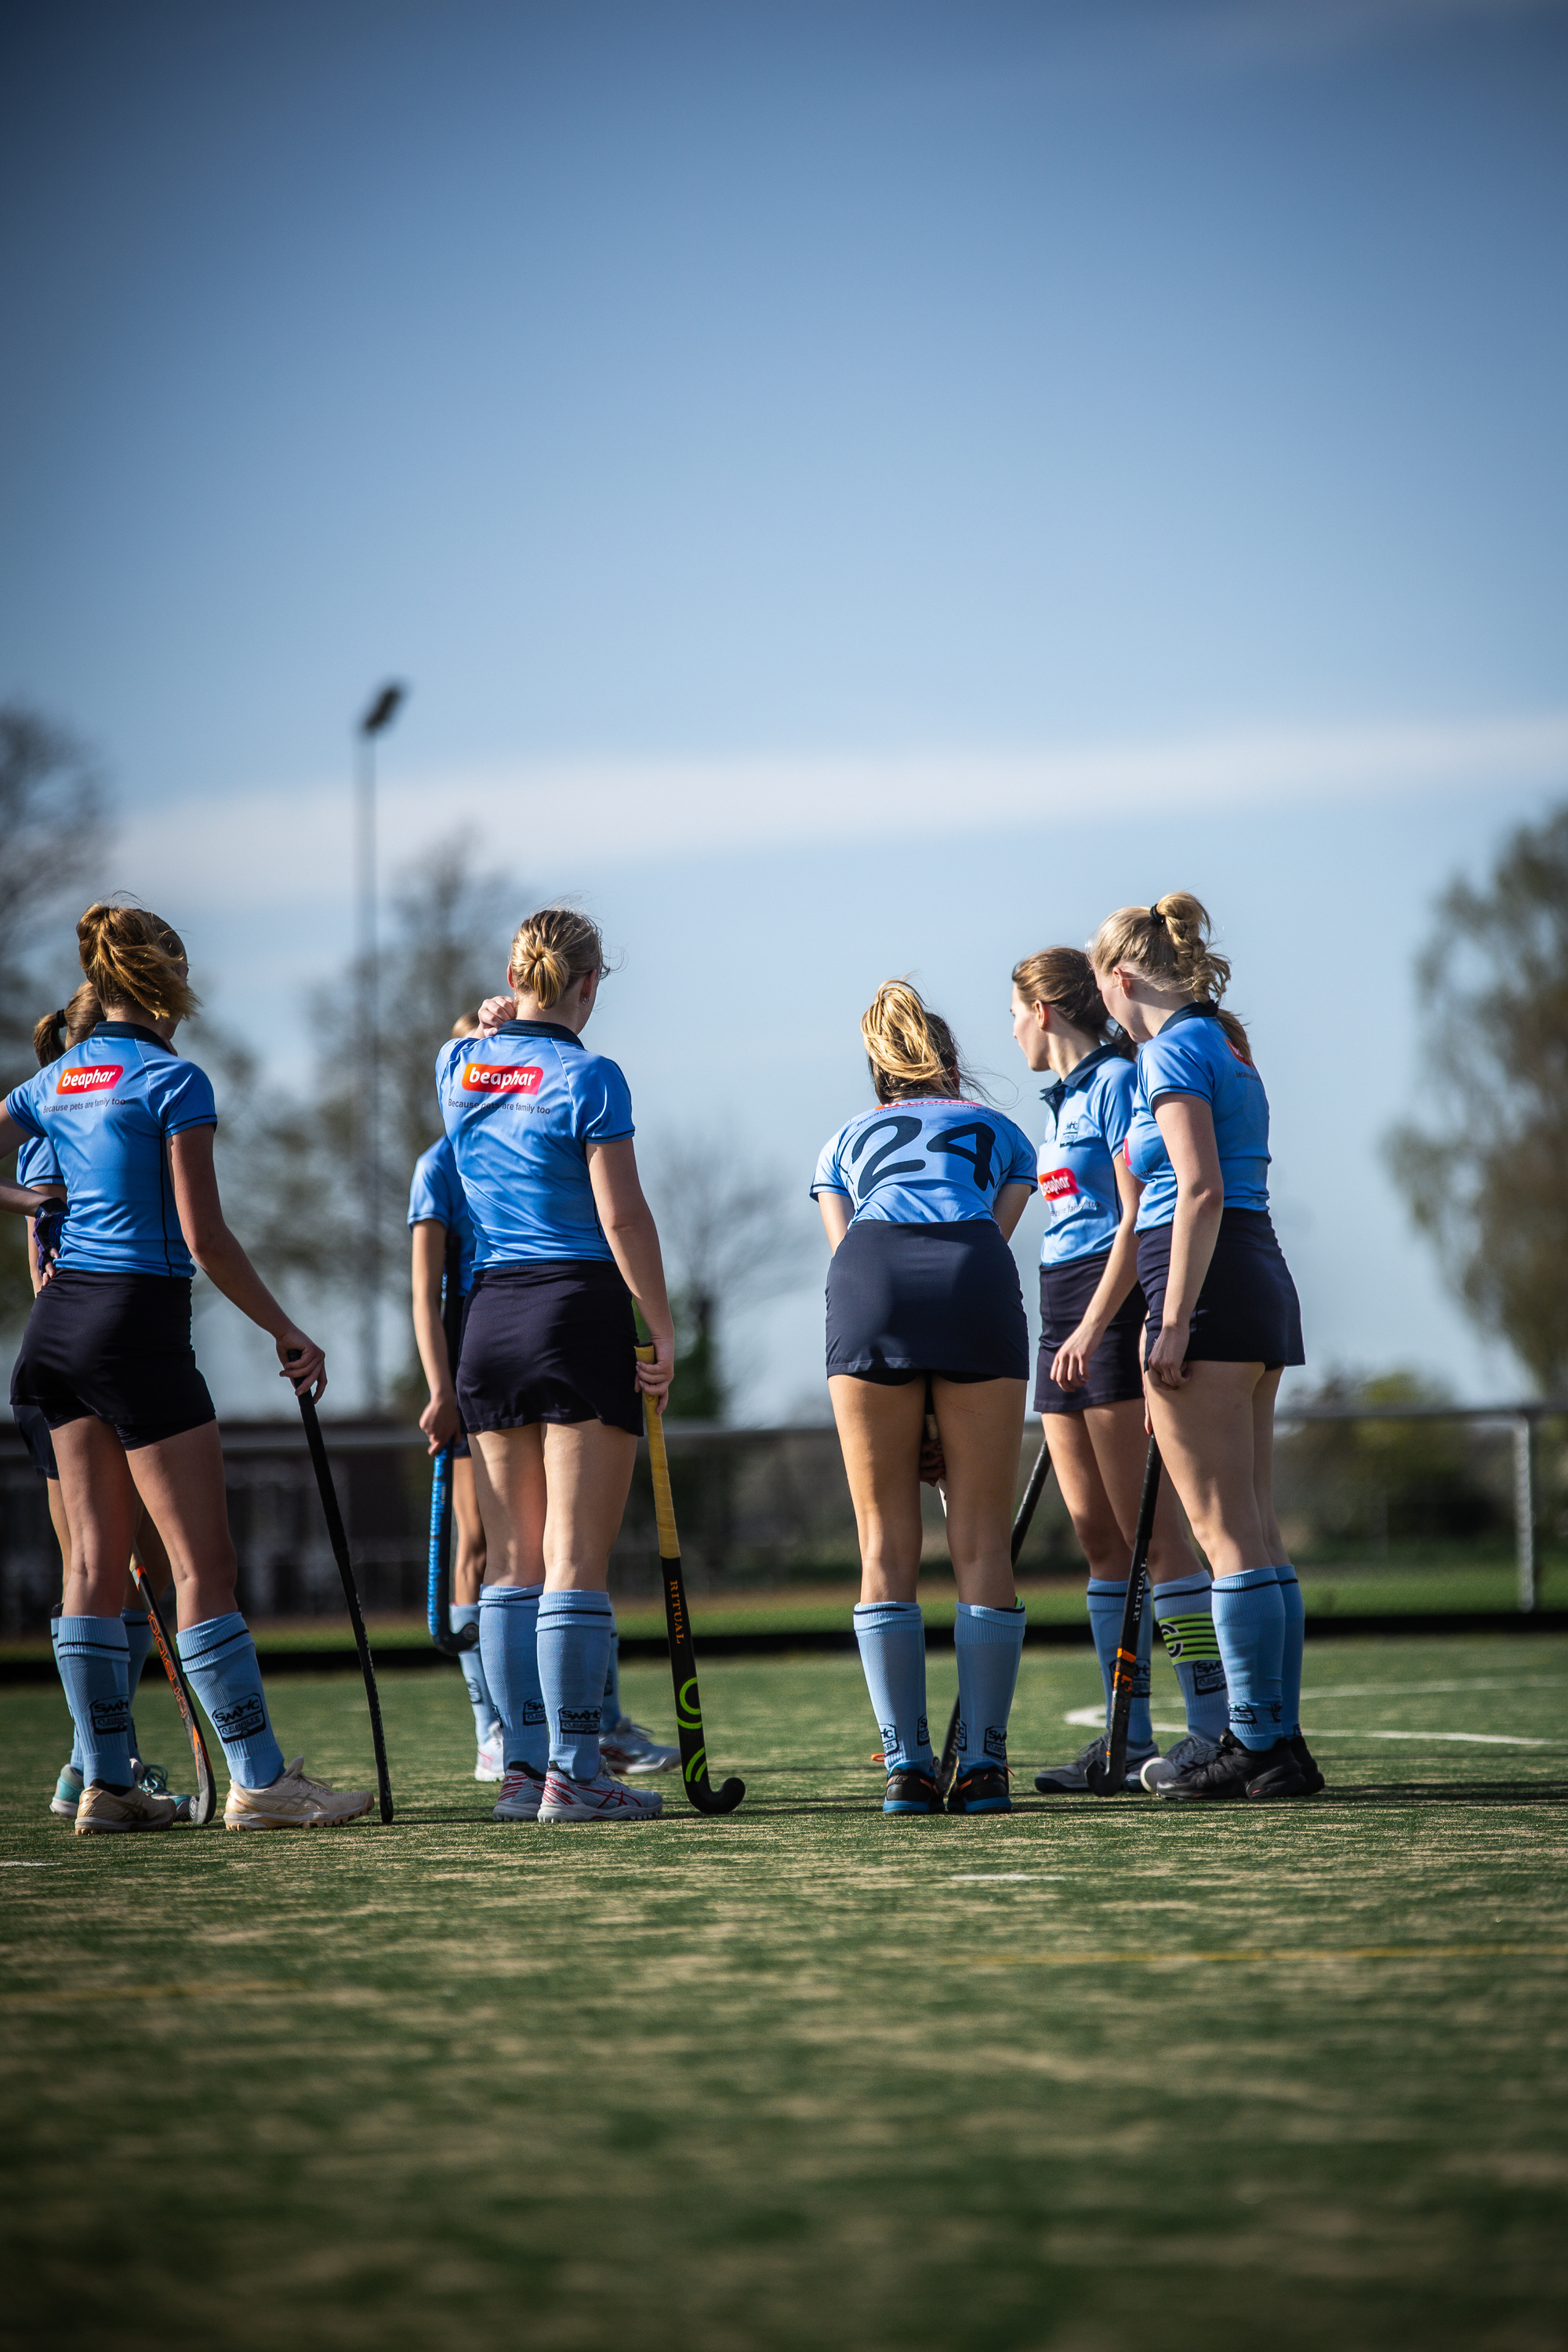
[77,902,197,1025]
[1089,894,1250,1056]
[507,906,605,1010]
[860,979,969,1105]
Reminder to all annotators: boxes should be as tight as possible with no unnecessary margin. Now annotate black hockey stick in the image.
[426,1230,477,1657]
[289,1356,394,1822]
[129,1553,216,1826]
[637,1346,743,1814]
[1084,1436,1162,1798]
[935,1435,1055,1798]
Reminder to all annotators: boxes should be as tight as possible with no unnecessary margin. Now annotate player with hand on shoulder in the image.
[441,907,677,1826]
[813,981,1036,1817]
[1010,948,1225,1795]
[2,902,372,1835]
[1092,895,1318,1801]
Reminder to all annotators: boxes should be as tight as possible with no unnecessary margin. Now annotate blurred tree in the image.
[1386,806,1568,1392]
[639,1135,808,1421]
[1279,1370,1504,1553]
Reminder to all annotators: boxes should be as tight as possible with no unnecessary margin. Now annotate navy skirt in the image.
[826,1219,1029,1385]
[11,1271,216,1451]
[1137,1209,1305,1369]
[1034,1250,1147,1414]
[457,1260,642,1436]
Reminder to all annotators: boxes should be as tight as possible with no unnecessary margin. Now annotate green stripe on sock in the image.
[1158,1613,1222,1664]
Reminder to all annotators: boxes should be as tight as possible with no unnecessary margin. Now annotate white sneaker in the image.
[50,1763,83,1820]
[1140,1730,1221,1791]
[224,1756,374,1831]
[74,1781,180,1835]
[538,1767,663,1825]
[474,1722,505,1782]
[597,1717,681,1775]
[492,1766,546,1822]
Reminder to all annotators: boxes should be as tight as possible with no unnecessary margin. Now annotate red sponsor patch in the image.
[56,1063,122,1095]
[1039,1167,1079,1202]
[461,1062,543,1096]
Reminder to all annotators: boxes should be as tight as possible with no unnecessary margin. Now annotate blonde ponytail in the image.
[33,982,103,1067]
[77,902,197,1024]
[507,907,604,1010]
[1090,892,1250,1054]
[860,980,969,1105]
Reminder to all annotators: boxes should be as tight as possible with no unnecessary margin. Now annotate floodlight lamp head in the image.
[359,682,407,737]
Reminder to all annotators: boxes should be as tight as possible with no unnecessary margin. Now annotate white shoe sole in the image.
[74,1817,175,1835]
[224,1806,373,1831]
[49,1798,79,1820]
[537,1804,662,1825]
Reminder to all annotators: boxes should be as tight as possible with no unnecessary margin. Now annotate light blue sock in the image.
[953,1602,1027,1776]
[853,1602,931,1773]
[1276,1566,1305,1739]
[450,1602,495,1739]
[55,1616,132,1788]
[1210,1569,1287,1751]
[122,1608,156,1763]
[1152,1573,1229,1742]
[176,1613,286,1791]
[601,1635,622,1733]
[537,1590,616,1780]
[1084,1578,1152,1748]
[50,1611,85,1774]
[477,1584,548,1775]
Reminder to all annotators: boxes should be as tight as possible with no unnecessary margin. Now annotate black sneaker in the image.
[946,1765,1011,1815]
[1290,1734,1326,1795]
[1156,1730,1306,1802]
[883,1766,942,1816]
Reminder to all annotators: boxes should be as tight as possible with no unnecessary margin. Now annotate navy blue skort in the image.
[826,1218,1029,1385]
[457,1260,642,1437]
[13,1400,58,1479]
[1137,1208,1305,1369]
[11,1271,216,1450]
[1034,1250,1147,1414]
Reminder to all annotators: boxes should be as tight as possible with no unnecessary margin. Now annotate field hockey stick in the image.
[128,1553,216,1826]
[637,1345,744,1814]
[1084,1436,1161,1798]
[935,1436,1055,1798]
[426,1234,476,1657]
[288,1354,394,1823]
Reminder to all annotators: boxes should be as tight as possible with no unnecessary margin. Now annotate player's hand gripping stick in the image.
[1084,1436,1162,1798]
[129,1552,216,1826]
[936,1434,1054,1799]
[637,1345,744,1815]
[287,1352,394,1823]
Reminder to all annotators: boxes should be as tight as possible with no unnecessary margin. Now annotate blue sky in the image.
[4,0,1566,1414]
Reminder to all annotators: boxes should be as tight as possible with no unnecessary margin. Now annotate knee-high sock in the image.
[601,1635,622,1733]
[176,1614,286,1790]
[477,1584,547,1774]
[537,1590,615,1780]
[50,1611,85,1774]
[953,1602,1026,1775]
[853,1602,931,1773]
[1276,1565,1305,1738]
[1085,1578,1153,1748]
[122,1607,156,1762]
[54,1616,132,1788]
[1151,1573,1229,1742]
[1210,1570,1286,1751]
[449,1602,495,1739]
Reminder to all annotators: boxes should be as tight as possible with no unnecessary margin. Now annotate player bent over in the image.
[1091,895,1320,1800]
[814,982,1036,1817]
[444,907,676,1825]
[1008,947,1226,1795]
[2,902,372,1834]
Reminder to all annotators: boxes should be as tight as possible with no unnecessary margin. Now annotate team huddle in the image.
[2,888,1316,1833]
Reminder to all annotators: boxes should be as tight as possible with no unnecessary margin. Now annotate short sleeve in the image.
[810,1127,851,1200]
[1098,1062,1138,1154]
[1000,1119,1038,1188]
[408,1145,455,1228]
[16,1131,63,1186]
[572,1053,634,1144]
[5,1078,44,1140]
[154,1058,218,1134]
[1143,1029,1217,1110]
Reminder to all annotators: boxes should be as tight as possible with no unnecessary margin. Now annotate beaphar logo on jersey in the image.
[56,1064,122,1095]
[461,1061,543,1096]
[1039,1167,1079,1203]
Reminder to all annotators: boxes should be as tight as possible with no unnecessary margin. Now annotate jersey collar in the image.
[92,1020,172,1051]
[497,1018,583,1048]
[1038,1040,1120,1118]
[1156,1001,1220,1035]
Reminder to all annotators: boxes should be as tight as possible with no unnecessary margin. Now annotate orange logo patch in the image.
[57,1064,122,1094]
[461,1062,543,1096]
[1040,1167,1079,1201]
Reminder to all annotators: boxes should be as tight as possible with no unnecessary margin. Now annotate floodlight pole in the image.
[354,681,406,1415]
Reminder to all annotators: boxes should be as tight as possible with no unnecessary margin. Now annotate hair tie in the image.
[1148,904,1166,927]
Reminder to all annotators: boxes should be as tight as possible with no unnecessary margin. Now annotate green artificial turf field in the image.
[3,1635,1566,2352]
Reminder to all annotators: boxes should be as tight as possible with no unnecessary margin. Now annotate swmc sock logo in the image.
[461,1062,543,1095]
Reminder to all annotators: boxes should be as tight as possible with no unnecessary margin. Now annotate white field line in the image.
[1061,1706,1548,1746]
[949,1874,1062,1884]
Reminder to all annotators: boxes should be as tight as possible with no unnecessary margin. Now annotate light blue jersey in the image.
[812,1097,1036,1225]
[4,1023,216,1276]
[408,1134,477,1297]
[16,1131,63,1191]
[436,1020,633,1269]
[1126,1004,1272,1230]
[1035,1047,1136,1268]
